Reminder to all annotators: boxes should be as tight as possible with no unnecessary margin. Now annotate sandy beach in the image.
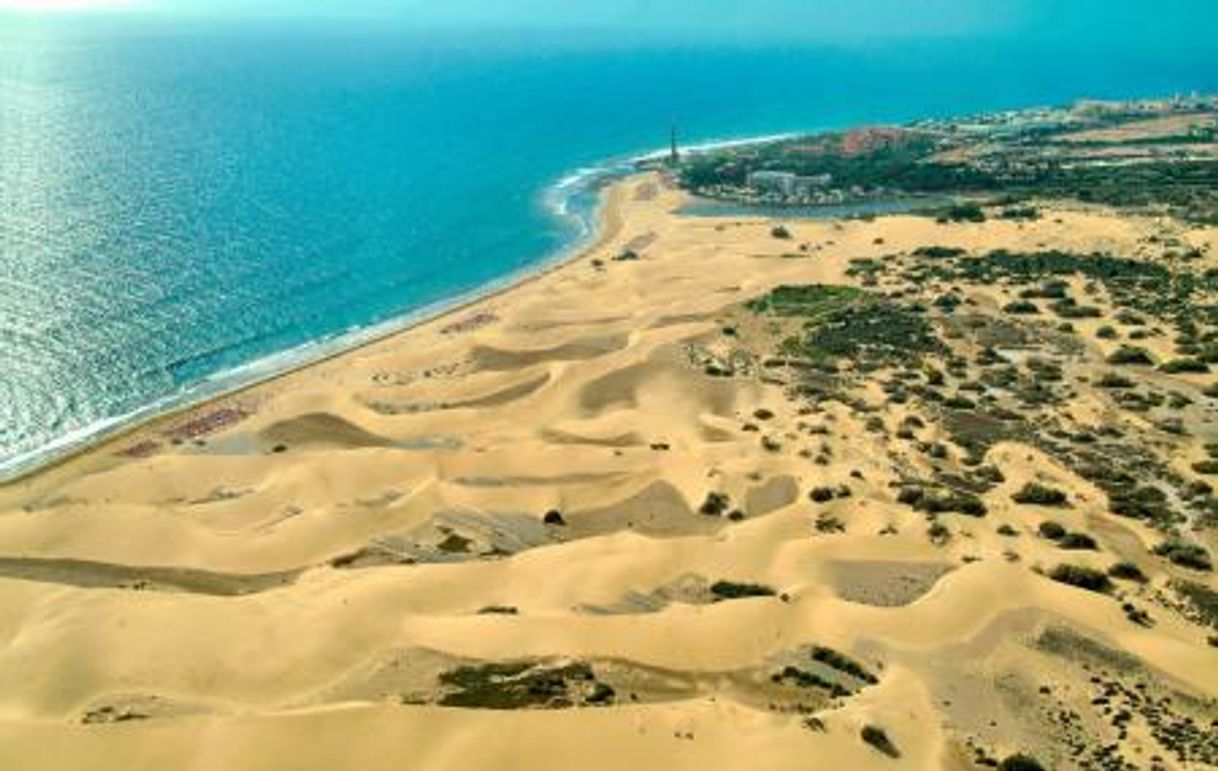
[1,173,1217,770]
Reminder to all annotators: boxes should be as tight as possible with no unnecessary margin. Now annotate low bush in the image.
[1107,562,1147,582]
[1013,482,1069,507]
[699,492,731,517]
[1159,358,1210,374]
[860,725,901,758]
[998,299,1037,314]
[913,245,966,259]
[1107,346,1155,366]
[937,202,986,223]
[1058,532,1098,551]
[1096,372,1134,389]
[1153,540,1213,571]
[1049,564,1112,593]
[1038,521,1066,540]
[998,754,1046,771]
[810,646,878,684]
[710,580,777,601]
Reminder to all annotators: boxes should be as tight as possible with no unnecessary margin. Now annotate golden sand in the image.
[1,175,1216,770]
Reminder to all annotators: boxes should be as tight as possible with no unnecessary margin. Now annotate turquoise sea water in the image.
[1,21,1216,478]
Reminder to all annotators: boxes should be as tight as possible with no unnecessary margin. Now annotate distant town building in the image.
[794,174,834,193]
[747,171,797,195]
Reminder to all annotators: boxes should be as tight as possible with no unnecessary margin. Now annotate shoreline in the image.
[3,92,1179,485]
[0,170,638,487]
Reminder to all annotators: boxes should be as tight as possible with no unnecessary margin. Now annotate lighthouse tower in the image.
[669,124,680,165]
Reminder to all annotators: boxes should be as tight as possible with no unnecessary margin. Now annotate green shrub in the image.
[1192,460,1218,475]
[1106,346,1154,366]
[913,245,966,259]
[1049,298,1102,319]
[809,486,836,503]
[1153,540,1213,571]
[927,521,951,545]
[710,580,777,601]
[1012,482,1069,507]
[1058,532,1098,550]
[1107,562,1147,582]
[1049,564,1112,593]
[915,489,987,517]
[1038,521,1066,540]
[938,202,986,223]
[1096,372,1134,389]
[998,754,1046,771]
[998,299,1037,314]
[860,725,901,758]
[699,492,731,517]
[1159,358,1210,374]
[810,646,878,684]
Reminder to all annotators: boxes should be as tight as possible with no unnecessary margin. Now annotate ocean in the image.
[1,19,1216,478]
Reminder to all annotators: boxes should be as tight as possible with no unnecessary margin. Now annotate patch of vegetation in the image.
[861,725,901,758]
[815,513,846,533]
[1160,358,1210,374]
[749,285,943,367]
[998,754,1047,771]
[1058,532,1098,551]
[1097,372,1135,389]
[810,646,879,685]
[1002,300,1040,315]
[1049,298,1102,319]
[1038,521,1066,540]
[1192,460,1218,475]
[437,660,614,710]
[937,202,986,223]
[1107,346,1155,366]
[745,284,864,318]
[699,492,731,517]
[913,245,966,259]
[772,665,849,697]
[1035,625,1140,672]
[1170,579,1218,628]
[1012,482,1069,507]
[1107,562,1148,582]
[710,580,777,601]
[1049,564,1112,593]
[898,486,988,517]
[477,605,520,615]
[1107,485,1175,524]
[1153,540,1213,571]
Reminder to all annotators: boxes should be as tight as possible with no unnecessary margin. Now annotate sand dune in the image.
[1,175,1217,769]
